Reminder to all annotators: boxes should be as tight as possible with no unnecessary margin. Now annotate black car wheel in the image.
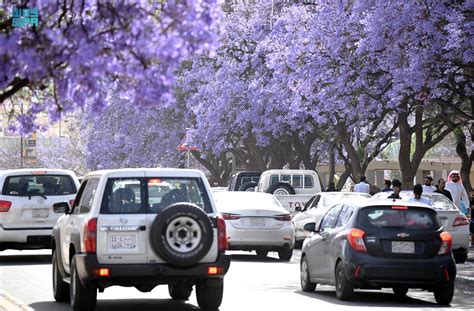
[52,250,70,302]
[150,203,214,267]
[168,284,193,301]
[70,256,97,311]
[392,286,408,297]
[434,283,454,305]
[267,182,295,195]
[453,252,467,264]
[300,256,316,292]
[278,248,293,261]
[294,240,303,249]
[196,279,224,310]
[239,181,257,192]
[335,261,353,301]
[256,250,268,257]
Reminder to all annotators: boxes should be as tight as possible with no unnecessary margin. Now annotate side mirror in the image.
[53,202,70,214]
[303,222,317,232]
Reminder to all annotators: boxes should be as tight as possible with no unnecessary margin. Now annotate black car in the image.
[300,200,456,305]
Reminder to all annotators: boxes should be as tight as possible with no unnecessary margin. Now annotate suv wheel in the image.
[196,279,224,310]
[453,252,467,264]
[300,256,316,292]
[168,284,193,301]
[267,182,295,196]
[335,261,353,301]
[150,203,214,267]
[70,256,97,311]
[52,250,70,302]
[239,181,257,192]
[278,248,293,261]
[434,283,454,305]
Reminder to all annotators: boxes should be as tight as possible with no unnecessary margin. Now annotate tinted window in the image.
[270,175,279,186]
[304,176,313,188]
[77,178,100,214]
[292,175,302,188]
[357,206,440,231]
[2,174,77,196]
[320,205,342,230]
[282,175,291,183]
[335,205,353,228]
[71,180,88,214]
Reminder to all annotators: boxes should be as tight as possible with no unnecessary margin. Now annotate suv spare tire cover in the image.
[267,182,296,195]
[239,181,258,192]
[150,203,214,267]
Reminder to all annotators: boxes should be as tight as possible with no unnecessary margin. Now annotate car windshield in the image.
[2,174,77,196]
[213,192,282,212]
[357,206,440,231]
[323,193,371,207]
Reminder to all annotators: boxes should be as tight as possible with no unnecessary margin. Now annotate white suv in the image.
[0,169,79,251]
[51,168,230,311]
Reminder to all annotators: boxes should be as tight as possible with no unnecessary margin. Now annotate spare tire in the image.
[267,182,295,195]
[239,181,258,192]
[150,203,214,267]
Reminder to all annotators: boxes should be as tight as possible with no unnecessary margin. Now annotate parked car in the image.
[227,171,262,192]
[213,191,294,261]
[300,199,456,305]
[373,191,470,263]
[292,192,372,247]
[51,168,230,311]
[0,169,80,251]
[255,169,323,214]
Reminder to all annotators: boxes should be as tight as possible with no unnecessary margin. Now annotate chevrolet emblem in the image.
[397,233,410,238]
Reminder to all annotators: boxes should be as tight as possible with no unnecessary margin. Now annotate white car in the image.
[373,191,470,263]
[213,191,294,261]
[292,192,372,246]
[0,169,80,251]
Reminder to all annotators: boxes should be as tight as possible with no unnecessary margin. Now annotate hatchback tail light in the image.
[273,214,292,221]
[0,200,12,213]
[347,228,367,253]
[84,218,97,253]
[452,215,469,227]
[217,215,228,252]
[437,231,452,255]
[221,213,241,220]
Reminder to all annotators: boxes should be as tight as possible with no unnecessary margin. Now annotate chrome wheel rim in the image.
[336,267,343,293]
[301,260,308,287]
[71,262,76,305]
[166,216,201,253]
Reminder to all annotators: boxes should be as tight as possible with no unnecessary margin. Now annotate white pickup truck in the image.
[255,169,323,214]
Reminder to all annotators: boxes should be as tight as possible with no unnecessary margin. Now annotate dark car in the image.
[227,171,262,192]
[300,199,456,305]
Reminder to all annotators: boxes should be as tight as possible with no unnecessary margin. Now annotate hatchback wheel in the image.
[278,248,293,261]
[70,256,97,311]
[168,284,192,300]
[335,262,353,301]
[196,279,224,310]
[300,257,316,292]
[52,250,70,302]
[434,283,454,305]
[453,252,467,264]
[392,286,408,297]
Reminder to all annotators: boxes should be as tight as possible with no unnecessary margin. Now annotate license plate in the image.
[32,209,49,218]
[249,218,265,227]
[391,241,415,254]
[109,235,136,250]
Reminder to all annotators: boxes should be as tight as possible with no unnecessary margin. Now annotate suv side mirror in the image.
[303,222,317,232]
[53,202,70,214]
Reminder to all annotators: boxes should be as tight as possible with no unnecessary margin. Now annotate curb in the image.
[0,290,32,311]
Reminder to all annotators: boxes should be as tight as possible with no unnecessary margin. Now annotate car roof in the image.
[0,168,77,176]
[261,169,317,175]
[84,168,205,179]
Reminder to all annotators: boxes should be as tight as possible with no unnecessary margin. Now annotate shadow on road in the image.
[29,299,204,311]
[230,253,297,264]
[0,254,51,266]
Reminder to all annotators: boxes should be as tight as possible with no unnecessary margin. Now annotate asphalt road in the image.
[1,249,473,311]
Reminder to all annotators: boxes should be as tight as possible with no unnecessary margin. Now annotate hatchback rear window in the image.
[357,206,440,231]
[2,175,77,196]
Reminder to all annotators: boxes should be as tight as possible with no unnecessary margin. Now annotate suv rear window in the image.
[357,206,440,231]
[2,175,77,196]
[100,177,212,214]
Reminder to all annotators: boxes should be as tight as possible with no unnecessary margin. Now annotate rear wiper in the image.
[27,194,48,200]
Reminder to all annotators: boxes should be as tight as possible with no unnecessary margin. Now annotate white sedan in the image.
[213,191,294,261]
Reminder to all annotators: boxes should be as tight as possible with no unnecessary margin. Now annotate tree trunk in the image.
[454,128,473,193]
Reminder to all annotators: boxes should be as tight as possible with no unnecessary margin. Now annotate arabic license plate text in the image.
[391,241,415,254]
[109,235,136,250]
[32,209,49,218]
[250,218,265,227]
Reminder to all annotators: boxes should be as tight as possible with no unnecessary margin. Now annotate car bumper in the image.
[449,227,470,253]
[0,225,52,244]
[74,253,231,285]
[227,226,294,249]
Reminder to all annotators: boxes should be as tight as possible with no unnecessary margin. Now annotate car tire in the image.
[168,284,193,301]
[335,261,353,301]
[392,286,408,297]
[196,279,224,310]
[239,181,258,192]
[150,203,214,267]
[52,250,70,302]
[300,256,316,292]
[256,250,268,257]
[434,283,454,305]
[453,252,467,264]
[70,256,97,311]
[294,240,303,249]
[278,248,293,261]
[267,182,295,195]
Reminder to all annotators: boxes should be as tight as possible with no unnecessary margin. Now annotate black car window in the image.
[304,175,314,188]
[335,205,354,228]
[2,174,77,196]
[319,205,342,231]
[311,195,321,209]
[71,180,88,214]
[292,175,303,188]
[78,178,100,214]
[302,195,316,212]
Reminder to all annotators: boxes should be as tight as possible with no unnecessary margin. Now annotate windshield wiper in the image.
[27,194,48,200]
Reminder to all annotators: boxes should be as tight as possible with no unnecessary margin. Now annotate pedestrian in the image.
[422,175,437,193]
[326,181,338,192]
[409,184,432,206]
[434,178,453,201]
[445,170,470,215]
[387,179,402,199]
[381,179,392,192]
[354,176,370,194]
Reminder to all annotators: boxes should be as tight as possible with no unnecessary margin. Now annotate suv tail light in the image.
[452,215,469,227]
[273,214,292,221]
[0,200,12,213]
[217,215,228,252]
[347,228,367,253]
[438,231,452,255]
[84,218,97,253]
[221,213,240,220]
